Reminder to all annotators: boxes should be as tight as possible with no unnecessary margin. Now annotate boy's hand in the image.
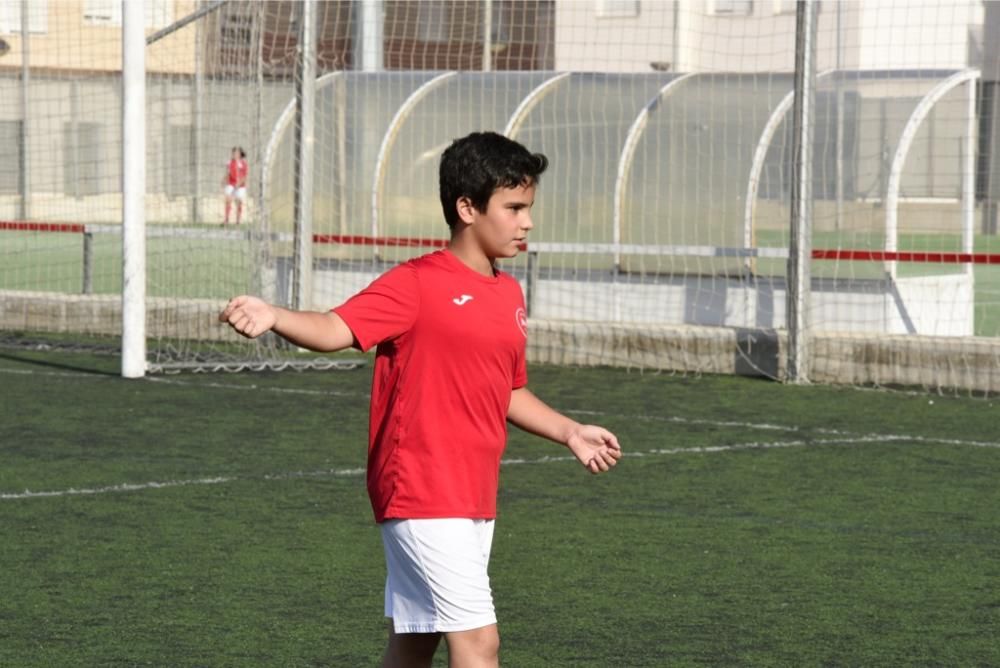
[219,295,277,338]
[566,425,622,474]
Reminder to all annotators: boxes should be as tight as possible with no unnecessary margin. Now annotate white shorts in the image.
[223,184,247,200]
[380,518,496,634]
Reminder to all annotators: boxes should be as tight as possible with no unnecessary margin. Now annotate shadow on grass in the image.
[0,349,120,377]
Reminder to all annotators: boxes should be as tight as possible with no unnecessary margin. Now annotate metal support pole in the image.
[525,250,539,317]
[359,0,384,71]
[146,0,228,45]
[982,82,999,235]
[292,0,317,311]
[786,0,818,384]
[336,76,348,237]
[482,0,493,72]
[82,232,93,294]
[982,1,1000,235]
[192,1,204,224]
[122,0,147,378]
[70,80,80,198]
[19,0,30,221]
[964,79,976,276]
[253,0,268,298]
[834,1,844,231]
[357,0,383,260]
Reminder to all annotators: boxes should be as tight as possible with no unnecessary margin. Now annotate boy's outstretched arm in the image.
[218,295,355,352]
[507,387,622,474]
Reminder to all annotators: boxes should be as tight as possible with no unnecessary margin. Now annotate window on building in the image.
[83,0,172,29]
[0,0,48,34]
[594,0,639,19]
[708,1,753,16]
[595,1,639,19]
[218,5,255,49]
[773,1,798,15]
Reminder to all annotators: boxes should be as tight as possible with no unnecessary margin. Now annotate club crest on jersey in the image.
[515,307,528,337]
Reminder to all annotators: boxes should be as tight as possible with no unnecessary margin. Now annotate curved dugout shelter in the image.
[263,68,979,336]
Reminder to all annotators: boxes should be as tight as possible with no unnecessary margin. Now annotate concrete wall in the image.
[305,265,973,337]
[2,287,994,392]
[526,319,1000,394]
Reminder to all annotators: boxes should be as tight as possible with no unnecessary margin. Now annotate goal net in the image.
[1,0,998,392]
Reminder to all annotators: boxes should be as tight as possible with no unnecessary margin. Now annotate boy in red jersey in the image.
[222,146,248,225]
[219,132,621,667]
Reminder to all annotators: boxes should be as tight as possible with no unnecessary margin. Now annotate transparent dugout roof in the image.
[263,69,977,272]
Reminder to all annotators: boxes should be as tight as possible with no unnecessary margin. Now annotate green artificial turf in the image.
[1,348,998,666]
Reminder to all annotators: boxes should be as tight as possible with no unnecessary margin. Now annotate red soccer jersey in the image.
[227,158,248,186]
[333,249,528,522]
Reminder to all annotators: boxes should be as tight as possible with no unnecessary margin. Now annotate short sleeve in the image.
[513,289,528,389]
[332,263,420,352]
[512,341,527,389]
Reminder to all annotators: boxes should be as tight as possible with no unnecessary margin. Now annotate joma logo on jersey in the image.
[452,295,473,306]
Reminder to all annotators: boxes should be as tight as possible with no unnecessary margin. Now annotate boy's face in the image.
[461,183,535,259]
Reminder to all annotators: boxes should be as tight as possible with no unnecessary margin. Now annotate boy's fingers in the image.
[233,314,251,334]
[219,296,246,322]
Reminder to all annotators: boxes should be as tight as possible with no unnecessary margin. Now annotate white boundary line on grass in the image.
[146,376,367,398]
[0,367,116,379]
[4,434,998,501]
[7,365,1000,448]
[133,378,1000,448]
[18,368,1000,449]
[6,365,1000,503]
[0,438,834,500]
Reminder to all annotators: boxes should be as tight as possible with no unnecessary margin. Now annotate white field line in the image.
[5,434,997,502]
[7,366,1000,449]
[145,376,367,398]
[0,367,115,379]
[145,378,1000,449]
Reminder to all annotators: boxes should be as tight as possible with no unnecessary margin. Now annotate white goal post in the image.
[121,0,146,378]
[1,0,999,393]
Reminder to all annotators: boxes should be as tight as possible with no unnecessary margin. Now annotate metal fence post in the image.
[787,0,818,383]
[292,0,317,311]
[526,250,539,317]
[19,0,30,221]
[82,231,93,294]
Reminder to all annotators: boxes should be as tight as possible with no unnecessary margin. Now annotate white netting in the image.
[1,0,998,391]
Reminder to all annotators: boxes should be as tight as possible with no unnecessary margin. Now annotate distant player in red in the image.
[222,146,248,225]
[219,132,621,667]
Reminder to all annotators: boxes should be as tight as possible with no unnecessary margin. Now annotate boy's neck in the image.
[447,235,496,277]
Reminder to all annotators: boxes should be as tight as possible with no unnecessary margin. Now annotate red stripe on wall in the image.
[811,249,1000,265]
[0,220,86,234]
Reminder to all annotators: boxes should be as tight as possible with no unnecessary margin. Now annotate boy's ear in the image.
[456,196,477,225]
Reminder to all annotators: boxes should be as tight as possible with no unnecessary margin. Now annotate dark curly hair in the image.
[439,132,548,229]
